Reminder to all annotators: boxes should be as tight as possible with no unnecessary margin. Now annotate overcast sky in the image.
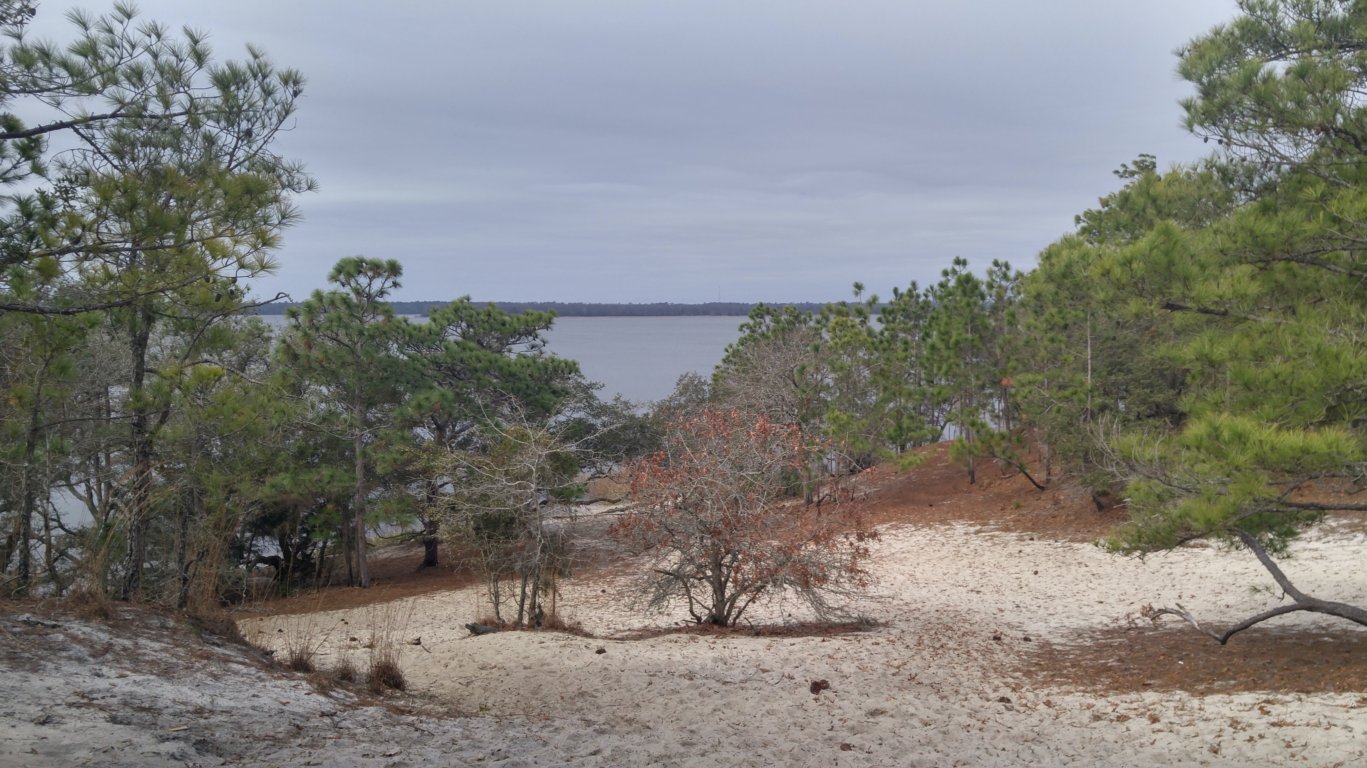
[32,1,1241,304]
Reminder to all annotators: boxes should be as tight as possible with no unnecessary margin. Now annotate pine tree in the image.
[1071,0,1367,639]
[277,258,410,588]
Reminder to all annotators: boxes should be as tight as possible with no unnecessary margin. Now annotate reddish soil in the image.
[1030,625,1367,696]
[246,443,1367,695]
[842,447,1367,696]
[247,545,483,617]
[850,443,1130,541]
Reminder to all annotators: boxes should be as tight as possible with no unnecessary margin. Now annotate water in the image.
[261,314,746,404]
[545,315,745,403]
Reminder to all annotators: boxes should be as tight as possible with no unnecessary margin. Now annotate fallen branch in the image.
[1143,529,1367,644]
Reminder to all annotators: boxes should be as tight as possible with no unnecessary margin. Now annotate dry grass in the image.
[537,609,593,636]
[63,589,116,622]
[366,656,406,692]
[330,655,359,685]
[263,603,332,674]
[284,640,319,672]
[471,609,593,637]
[186,604,245,645]
[364,602,413,693]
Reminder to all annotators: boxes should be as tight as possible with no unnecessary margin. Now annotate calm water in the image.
[262,314,745,404]
[545,315,745,403]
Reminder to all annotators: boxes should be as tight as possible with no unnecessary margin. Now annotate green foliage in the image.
[1013,161,1233,482]
[398,297,582,451]
[0,3,312,602]
[1177,0,1367,185]
[713,303,826,431]
[710,259,1024,481]
[0,2,313,314]
[276,257,409,588]
[1038,0,1367,558]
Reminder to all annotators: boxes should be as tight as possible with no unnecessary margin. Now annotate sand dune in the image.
[236,519,1367,767]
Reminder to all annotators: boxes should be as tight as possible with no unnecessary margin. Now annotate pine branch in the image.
[0,108,191,140]
[1158,300,1289,325]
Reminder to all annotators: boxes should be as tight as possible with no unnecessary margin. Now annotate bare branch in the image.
[1144,529,1367,643]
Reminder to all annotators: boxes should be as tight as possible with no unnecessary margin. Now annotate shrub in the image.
[615,408,876,627]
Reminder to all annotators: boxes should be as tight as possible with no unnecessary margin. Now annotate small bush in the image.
[65,589,115,621]
[186,605,245,645]
[278,615,328,674]
[366,656,405,692]
[539,610,589,636]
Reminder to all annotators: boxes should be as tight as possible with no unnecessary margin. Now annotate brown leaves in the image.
[613,407,875,626]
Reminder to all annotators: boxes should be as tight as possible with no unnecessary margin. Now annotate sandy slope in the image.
[232,519,1367,768]
[3,604,651,767]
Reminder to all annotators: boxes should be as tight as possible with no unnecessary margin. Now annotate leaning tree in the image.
[1082,0,1367,641]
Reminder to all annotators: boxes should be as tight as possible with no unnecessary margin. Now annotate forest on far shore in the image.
[250,301,829,317]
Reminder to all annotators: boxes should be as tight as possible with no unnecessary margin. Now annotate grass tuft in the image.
[331,655,359,684]
[366,656,406,692]
[364,602,413,693]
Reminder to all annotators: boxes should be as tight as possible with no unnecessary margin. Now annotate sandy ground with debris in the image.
[221,518,1367,768]
[5,513,1361,765]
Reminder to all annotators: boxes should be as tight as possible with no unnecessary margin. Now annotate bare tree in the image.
[433,416,581,626]
[614,408,875,627]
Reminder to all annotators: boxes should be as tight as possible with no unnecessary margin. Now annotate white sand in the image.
[236,518,1367,767]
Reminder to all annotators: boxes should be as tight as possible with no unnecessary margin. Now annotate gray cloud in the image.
[33,0,1240,302]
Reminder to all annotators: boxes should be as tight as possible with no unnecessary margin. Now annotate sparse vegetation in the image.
[365,655,406,693]
[363,603,412,693]
[281,618,328,674]
[330,655,359,684]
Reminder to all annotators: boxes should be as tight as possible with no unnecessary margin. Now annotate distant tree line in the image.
[253,301,832,318]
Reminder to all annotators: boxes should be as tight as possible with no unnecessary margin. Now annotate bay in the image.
[544,315,745,404]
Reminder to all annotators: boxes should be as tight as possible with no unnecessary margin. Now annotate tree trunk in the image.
[517,569,530,626]
[16,392,39,595]
[175,486,194,609]
[316,539,329,586]
[121,309,155,602]
[710,551,728,626]
[352,428,370,588]
[338,516,353,588]
[42,494,64,596]
[421,519,439,568]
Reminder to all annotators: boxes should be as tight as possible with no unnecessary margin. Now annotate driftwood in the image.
[1145,528,1367,644]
